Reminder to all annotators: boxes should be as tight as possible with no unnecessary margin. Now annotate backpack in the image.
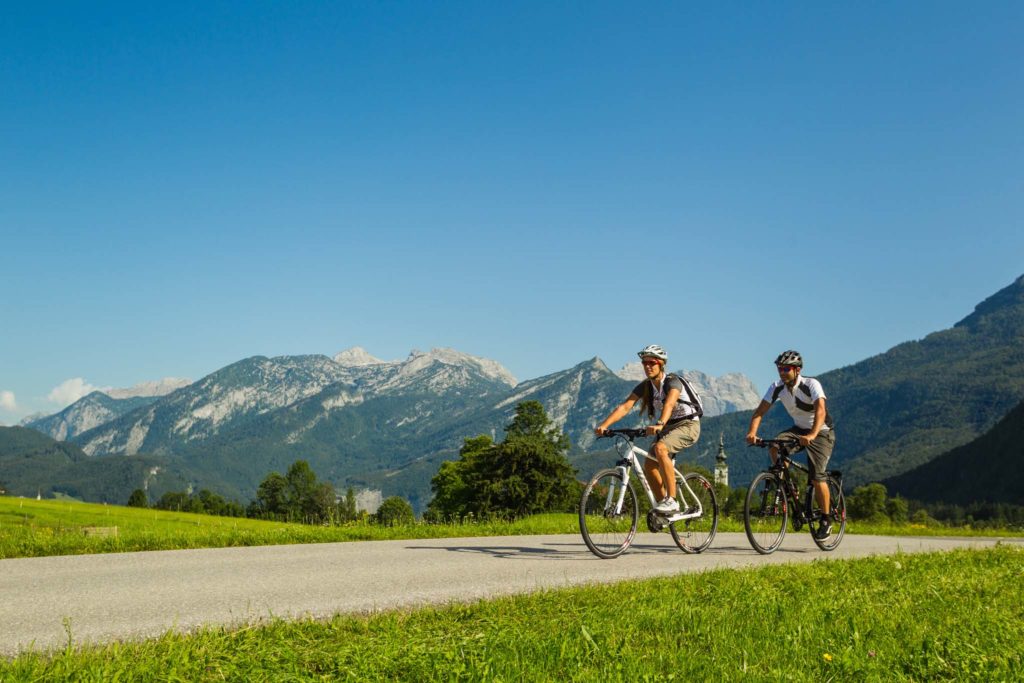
[667,373,704,419]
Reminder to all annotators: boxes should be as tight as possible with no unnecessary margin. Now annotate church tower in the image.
[714,433,729,487]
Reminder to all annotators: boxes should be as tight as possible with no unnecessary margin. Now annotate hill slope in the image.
[0,427,191,503]
[699,274,1024,488]
[882,397,1024,505]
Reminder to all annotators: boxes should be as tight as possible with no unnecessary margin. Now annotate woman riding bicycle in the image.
[745,350,836,539]
[595,344,702,514]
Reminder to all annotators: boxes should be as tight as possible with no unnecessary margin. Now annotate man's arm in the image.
[798,398,827,447]
[745,400,772,444]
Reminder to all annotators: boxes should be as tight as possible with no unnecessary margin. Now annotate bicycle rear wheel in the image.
[811,475,846,551]
[670,472,718,553]
[744,471,788,555]
[579,469,639,559]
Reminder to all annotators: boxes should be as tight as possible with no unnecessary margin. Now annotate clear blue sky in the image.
[2,2,1022,423]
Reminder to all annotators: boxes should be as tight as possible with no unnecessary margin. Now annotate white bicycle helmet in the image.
[637,344,668,361]
[774,350,803,367]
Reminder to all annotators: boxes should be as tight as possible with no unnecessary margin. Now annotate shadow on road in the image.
[404,540,793,559]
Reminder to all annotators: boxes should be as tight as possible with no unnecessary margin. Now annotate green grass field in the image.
[0,496,1019,560]
[1,545,1020,680]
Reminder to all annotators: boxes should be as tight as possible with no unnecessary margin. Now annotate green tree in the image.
[251,472,289,519]
[504,400,571,452]
[374,496,415,526]
[848,483,889,522]
[885,495,909,524]
[425,435,493,521]
[285,460,320,519]
[249,461,337,523]
[338,486,359,522]
[127,488,148,508]
[156,491,191,512]
[427,401,578,520]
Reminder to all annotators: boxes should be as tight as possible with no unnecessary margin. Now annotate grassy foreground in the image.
[0,497,586,559]
[1,497,1020,560]
[2,545,1021,680]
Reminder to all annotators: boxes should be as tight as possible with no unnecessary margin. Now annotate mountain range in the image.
[20,349,760,509]
[13,273,1024,510]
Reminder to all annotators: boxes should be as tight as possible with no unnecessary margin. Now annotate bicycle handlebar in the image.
[596,428,647,439]
[748,437,801,450]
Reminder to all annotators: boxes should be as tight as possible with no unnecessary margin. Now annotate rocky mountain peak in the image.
[333,347,390,367]
[402,348,517,387]
[105,378,192,399]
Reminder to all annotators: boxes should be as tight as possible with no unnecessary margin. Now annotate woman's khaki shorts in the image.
[657,419,700,457]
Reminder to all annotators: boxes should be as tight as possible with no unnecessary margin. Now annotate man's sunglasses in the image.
[777,365,799,373]
[641,359,662,367]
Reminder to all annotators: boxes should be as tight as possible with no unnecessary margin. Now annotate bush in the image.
[374,496,415,526]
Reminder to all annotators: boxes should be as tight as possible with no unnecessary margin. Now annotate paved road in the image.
[0,532,1016,656]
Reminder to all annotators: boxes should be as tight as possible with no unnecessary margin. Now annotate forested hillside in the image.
[882,397,1024,505]
[696,274,1024,488]
[0,427,190,503]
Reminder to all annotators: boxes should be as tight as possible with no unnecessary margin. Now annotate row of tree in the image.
[127,400,1024,529]
[127,460,408,526]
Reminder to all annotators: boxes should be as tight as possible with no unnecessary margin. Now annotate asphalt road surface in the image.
[0,532,1016,657]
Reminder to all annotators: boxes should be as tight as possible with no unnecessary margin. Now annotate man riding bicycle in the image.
[745,350,836,539]
[595,344,702,515]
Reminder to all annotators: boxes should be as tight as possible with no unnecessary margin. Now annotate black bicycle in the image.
[743,438,846,554]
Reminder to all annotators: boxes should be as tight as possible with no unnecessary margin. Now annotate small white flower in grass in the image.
[893,561,902,570]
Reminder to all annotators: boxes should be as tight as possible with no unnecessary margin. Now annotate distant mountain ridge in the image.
[698,274,1024,490]
[22,275,1024,509]
[24,348,758,508]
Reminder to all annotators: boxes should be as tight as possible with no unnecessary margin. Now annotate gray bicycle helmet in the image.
[637,344,668,361]
[774,350,803,367]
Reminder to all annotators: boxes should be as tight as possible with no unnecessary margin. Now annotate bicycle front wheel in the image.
[579,469,639,559]
[670,472,718,553]
[744,471,788,555]
[812,475,847,551]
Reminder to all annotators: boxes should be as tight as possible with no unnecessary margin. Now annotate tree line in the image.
[126,400,1024,530]
[127,459,413,526]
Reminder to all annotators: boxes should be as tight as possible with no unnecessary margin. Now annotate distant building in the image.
[355,488,383,515]
[714,433,728,487]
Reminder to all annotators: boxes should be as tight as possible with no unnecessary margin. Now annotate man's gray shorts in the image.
[776,428,835,481]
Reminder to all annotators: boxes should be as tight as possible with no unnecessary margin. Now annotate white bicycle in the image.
[579,428,719,559]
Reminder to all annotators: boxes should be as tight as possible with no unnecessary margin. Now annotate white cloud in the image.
[47,378,101,408]
[0,390,16,412]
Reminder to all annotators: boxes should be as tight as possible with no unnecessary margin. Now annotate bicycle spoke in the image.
[579,470,638,559]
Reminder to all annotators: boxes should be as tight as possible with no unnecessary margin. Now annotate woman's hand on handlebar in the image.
[594,426,607,437]
[745,432,760,445]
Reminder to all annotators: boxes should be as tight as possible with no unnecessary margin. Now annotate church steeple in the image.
[714,433,729,487]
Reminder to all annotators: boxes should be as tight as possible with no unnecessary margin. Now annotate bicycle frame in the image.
[765,455,811,517]
[607,432,704,523]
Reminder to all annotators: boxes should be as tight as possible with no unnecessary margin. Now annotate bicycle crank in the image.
[646,509,665,533]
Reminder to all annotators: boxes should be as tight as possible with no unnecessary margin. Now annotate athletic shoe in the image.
[654,496,680,514]
[814,518,832,540]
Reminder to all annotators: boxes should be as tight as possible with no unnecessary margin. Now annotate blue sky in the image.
[2,2,1022,423]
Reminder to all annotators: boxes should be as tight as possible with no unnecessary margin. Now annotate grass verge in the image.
[1,545,1021,680]
[1,497,1020,560]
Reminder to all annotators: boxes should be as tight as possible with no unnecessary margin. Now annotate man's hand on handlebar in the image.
[745,432,759,445]
[594,426,607,437]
